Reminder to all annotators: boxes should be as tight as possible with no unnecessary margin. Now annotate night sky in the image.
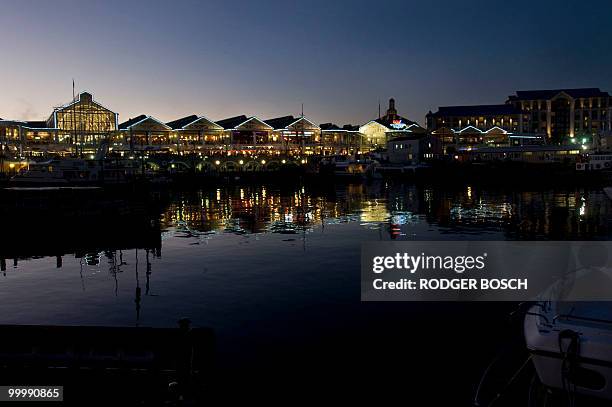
[1,0,611,126]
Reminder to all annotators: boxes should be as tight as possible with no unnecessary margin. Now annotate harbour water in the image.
[1,181,611,402]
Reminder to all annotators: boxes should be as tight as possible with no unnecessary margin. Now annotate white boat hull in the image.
[525,302,612,400]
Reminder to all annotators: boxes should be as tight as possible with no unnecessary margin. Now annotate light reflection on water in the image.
[0,181,610,364]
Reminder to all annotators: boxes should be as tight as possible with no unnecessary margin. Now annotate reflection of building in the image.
[360,98,426,148]
[427,88,611,150]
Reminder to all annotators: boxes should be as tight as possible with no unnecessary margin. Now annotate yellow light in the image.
[301,159,306,164]
[239,160,244,165]
[9,163,15,169]
[261,160,266,165]
[281,159,286,164]
[215,160,221,165]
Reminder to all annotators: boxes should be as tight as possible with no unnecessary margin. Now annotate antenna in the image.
[378,100,381,119]
[301,103,304,117]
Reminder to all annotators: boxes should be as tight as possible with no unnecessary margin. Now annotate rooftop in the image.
[428,104,522,117]
[508,88,609,101]
[166,115,199,130]
[215,115,249,129]
[118,115,147,130]
[264,115,296,130]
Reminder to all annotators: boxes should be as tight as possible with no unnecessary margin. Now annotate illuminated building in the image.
[0,91,117,157]
[427,88,611,150]
[319,123,363,155]
[264,116,321,155]
[387,135,440,164]
[215,115,273,151]
[359,98,426,148]
[166,115,226,153]
[117,115,174,154]
[48,92,118,148]
[506,88,611,141]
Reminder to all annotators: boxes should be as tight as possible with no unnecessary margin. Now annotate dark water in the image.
[1,181,611,403]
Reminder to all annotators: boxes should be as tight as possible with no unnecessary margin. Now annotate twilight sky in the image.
[1,0,611,126]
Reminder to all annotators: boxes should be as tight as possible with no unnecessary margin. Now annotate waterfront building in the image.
[166,115,226,154]
[427,88,611,150]
[319,123,363,155]
[359,98,426,148]
[1,91,117,157]
[387,135,438,164]
[264,115,321,155]
[117,115,174,153]
[506,88,611,142]
[48,91,118,149]
[215,115,274,152]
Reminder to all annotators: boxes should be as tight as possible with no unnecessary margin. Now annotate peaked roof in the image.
[265,115,319,130]
[216,115,248,129]
[166,115,199,130]
[215,115,272,130]
[118,115,171,130]
[119,115,147,130]
[376,115,421,129]
[508,88,609,101]
[264,115,296,129]
[428,104,522,117]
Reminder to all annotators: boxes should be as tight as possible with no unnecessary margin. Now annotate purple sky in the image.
[1,0,611,126]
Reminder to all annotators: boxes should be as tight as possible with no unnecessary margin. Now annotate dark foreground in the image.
[0,180,610,405]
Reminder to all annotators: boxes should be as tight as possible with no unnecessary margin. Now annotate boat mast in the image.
[72,79,77,158]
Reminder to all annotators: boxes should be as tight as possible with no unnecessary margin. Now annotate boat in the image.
[576,153,612,171]
[10,139,139,186]
[319,155,379,179]
[10,157,139,186]
[524,301,612,403]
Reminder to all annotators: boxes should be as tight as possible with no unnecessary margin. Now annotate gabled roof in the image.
[119,115,148,130]
[166,115,199,130]
[215,115,249,129]
[508,88,609,101]
[265,115,320,130]
[264,115,296,129]
[428,104,522,117]
[451,125,513,134]
[119,115,171,131]
[52,91,116,114]
[456,125,483,133]
[216,115,272,130]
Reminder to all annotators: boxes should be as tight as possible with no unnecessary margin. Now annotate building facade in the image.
[427,88,611,151]
[359,98,426,148]
[506,88,611,142]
